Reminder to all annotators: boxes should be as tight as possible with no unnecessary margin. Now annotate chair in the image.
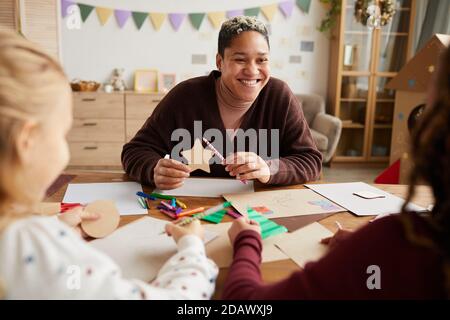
[296,94,342,163]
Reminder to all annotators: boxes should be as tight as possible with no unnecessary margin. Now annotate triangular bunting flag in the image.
[247,208,287,239]
[168,13,186,31]
[296,0,312,13]
[189,13,205,30]
[61,0,74,18]
[244,7,261,17]
[96,7,113,26]
[261,4,277,22]
[132,11,148,30]
[226,9,244,19]
[208,12,226,29]
[115,9,131,28]
[279,1,295,18]
[149,13,166,31]
[78,4,94,22]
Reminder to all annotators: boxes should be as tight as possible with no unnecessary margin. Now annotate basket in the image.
[70,80,101,92]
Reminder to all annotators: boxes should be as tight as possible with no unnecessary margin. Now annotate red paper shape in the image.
[374,159,400,184]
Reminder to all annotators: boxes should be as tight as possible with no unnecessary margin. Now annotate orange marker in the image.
[176,207,205,218]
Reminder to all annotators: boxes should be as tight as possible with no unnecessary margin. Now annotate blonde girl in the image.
[0,30,217,299]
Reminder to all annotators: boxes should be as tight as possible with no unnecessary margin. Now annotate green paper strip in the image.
[296,0,312,14]
[78,4,95,22]
[132,11,148,30]
[244,7,261,17]
[247,208,287,239]
[189,13,205,30]
[201,209,227,224]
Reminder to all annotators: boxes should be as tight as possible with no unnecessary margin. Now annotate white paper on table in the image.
[305,182,426,216]
[90,217,218,282]
[155,177,254,198]
[63,182,147,216]
[274,222,333,268]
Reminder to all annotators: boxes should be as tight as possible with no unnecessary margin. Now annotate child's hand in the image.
[228,217,261,244]
[320,228,353,250]
[57,206,100,239]
[165,219,204,243]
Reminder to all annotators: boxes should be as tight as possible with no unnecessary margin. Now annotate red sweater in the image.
[122,71,322,186]
[222,215,447,299]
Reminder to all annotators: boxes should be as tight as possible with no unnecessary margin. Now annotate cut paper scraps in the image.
[200,209,227,224]
[180,138,214,173]
[247,208,287,240]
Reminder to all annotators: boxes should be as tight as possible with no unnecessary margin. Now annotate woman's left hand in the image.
[57,206,100,239]
[225,152,271,184]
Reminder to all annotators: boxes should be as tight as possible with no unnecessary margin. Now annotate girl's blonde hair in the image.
[0,30,68,231]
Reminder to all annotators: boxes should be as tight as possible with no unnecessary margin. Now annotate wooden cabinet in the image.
[68,91,163,168]
[125,93,164,140]
[327,0,416,163]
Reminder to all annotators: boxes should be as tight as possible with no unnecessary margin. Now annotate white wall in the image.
[61,0,330,96]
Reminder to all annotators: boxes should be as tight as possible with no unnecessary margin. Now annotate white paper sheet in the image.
[274,222,333,268]
[305,182,426,216]
[154,177,254,198]
[90,217,218,282]
[63,182,147,216]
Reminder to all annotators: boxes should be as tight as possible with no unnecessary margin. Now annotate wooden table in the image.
[45,171,434,299]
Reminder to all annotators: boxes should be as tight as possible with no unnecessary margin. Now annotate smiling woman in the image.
[122,16,323,190]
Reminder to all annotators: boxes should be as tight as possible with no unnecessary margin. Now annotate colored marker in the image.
[137,197,147,209]
[159,208,177,219]
[161,200,175,211]
[161,201,182,214]
[177,207,205,218]
[136,191,156,201]
[149,192,175,200]
[202,137,248,185]
[60,202,83,213]
[176,199,187,209]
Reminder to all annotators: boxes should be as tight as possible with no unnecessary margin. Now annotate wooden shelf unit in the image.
[327,0,416,163]
[68,91,165,169]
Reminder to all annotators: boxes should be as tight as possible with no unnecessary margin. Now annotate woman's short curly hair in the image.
[218,16,270,57]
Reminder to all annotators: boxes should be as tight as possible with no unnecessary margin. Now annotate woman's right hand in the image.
[228,217,261,244]
[153,158,191,190]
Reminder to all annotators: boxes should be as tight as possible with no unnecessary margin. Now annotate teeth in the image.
[240,79,258,87]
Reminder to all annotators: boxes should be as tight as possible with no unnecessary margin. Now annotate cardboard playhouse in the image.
[375,34,450,184]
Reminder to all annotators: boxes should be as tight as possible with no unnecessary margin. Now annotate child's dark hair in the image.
[401,45,450,256]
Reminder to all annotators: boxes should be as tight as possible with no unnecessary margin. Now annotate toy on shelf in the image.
[108,68,127,91]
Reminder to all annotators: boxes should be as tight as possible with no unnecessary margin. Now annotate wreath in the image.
[354,0,396,27]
